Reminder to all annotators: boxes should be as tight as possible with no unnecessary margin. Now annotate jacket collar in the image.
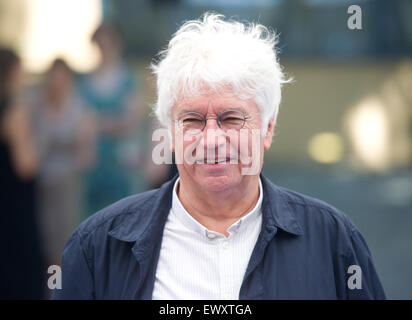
[108,173,303,248]
[108,176,175,244]
[260,174,303,236]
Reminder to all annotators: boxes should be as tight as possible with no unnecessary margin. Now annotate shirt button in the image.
[222,241,229,249]
[207,232,216,239]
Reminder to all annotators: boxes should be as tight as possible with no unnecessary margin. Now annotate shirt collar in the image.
[171,177,263,239]
[108,173,303,252]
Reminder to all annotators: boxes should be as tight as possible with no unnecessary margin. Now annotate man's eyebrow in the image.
[176,105,249,115]
[178,108,198,114]
[224,106,248,113]
[215,106,250,115]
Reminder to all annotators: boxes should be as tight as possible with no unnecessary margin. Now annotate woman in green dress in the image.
[77,23,143,217]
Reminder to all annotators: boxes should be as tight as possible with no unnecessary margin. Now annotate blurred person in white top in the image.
[28,58,96,267]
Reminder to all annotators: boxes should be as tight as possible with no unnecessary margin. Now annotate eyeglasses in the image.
[174,110,254,135]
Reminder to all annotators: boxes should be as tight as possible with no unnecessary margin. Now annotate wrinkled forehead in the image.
[172,85,259,117]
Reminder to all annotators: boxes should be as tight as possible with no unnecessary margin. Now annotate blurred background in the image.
[0,0,411,299]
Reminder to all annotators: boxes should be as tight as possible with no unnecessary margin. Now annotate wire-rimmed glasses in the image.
[173,109,254,135]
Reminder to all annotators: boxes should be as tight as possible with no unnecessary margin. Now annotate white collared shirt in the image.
[152,178,263,300]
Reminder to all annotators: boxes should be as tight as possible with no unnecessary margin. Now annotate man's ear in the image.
[263,118,275,150]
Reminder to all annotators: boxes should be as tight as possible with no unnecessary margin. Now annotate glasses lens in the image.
[179,113,204,135]
[219,110,245,130]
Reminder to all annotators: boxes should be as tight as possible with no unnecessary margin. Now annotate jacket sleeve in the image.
[51,230,95,299]
[342,226,386,300]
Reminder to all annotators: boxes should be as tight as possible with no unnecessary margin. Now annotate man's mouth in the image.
[196,157,232,164]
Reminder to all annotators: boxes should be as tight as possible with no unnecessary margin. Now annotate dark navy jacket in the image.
[52,175,386,300]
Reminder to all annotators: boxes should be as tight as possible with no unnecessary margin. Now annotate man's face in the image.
[171,89,274,193]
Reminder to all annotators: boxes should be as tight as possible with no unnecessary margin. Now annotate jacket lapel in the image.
[239,174,303,299]
[108,175,178,299]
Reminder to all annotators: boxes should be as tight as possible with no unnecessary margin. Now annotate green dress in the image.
[77,65,137,217]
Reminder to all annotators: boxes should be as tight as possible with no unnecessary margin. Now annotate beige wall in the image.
[266,60,412,171]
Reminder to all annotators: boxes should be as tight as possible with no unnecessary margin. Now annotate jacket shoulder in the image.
[75,188,160,239]
[272,183,366,259]
[275,184,356,232]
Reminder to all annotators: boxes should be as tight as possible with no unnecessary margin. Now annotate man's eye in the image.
[183,118,203,123]
[222,117,242,121]
[222,117,243,123]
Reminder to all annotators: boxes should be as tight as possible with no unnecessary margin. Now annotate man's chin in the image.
[196,175,239,192]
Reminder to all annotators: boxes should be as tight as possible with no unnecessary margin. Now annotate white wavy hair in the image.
[151,12,289,136]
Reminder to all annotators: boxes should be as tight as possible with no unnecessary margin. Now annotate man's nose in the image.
[203,119,226,151]
[204,117,219,130]
[203,117,226,137]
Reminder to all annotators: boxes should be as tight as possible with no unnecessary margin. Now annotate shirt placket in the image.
[218,235,235,300]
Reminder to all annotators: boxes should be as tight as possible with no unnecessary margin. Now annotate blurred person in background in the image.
[77,23,144,218]
[28,58,96,267]
[0,48,44,299]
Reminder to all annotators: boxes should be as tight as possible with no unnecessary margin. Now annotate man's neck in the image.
[177,176,260,236]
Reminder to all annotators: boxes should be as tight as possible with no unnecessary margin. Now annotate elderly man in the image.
[53,13,385,300]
